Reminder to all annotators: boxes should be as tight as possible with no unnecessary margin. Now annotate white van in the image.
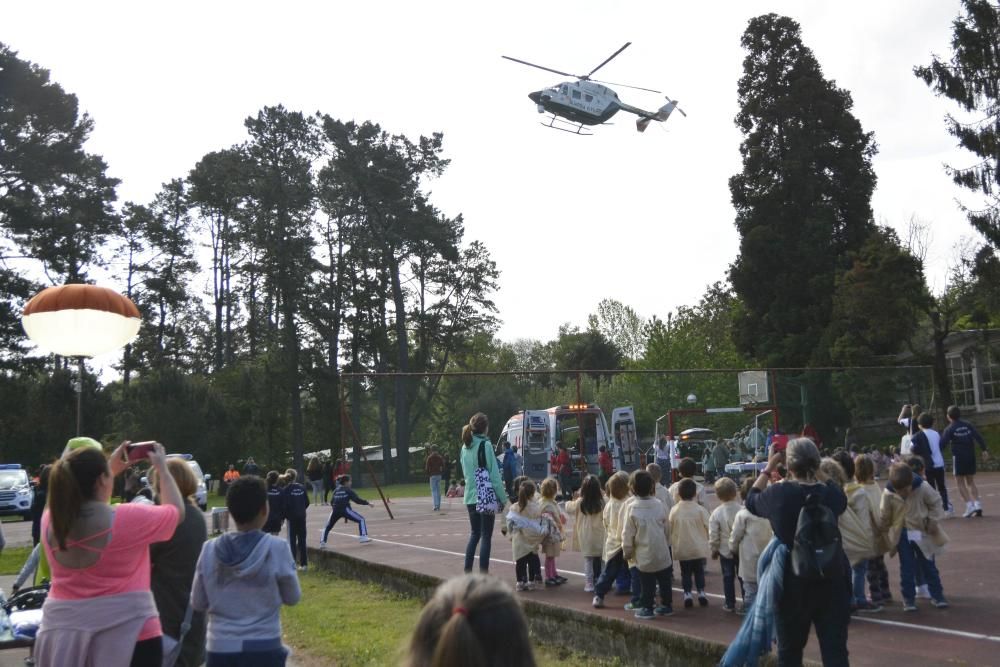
[497,404,640,490]
[167,454,210,511]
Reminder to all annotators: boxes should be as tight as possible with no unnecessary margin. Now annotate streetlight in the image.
[22,284,141,435]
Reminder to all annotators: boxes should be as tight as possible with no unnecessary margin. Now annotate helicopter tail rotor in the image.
[636,97,686,133]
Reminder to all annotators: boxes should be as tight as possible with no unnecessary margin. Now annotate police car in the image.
[0,464,35,520]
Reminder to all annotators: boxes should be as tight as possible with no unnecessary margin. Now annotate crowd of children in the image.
[500,435,973,624]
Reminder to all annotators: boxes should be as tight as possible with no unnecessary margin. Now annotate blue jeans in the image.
[897,532,944,603]
[430,475,442,510]
[595,551,627,598]
[851,560,868,605]
[464,504,495,572]
[629,566,641,604]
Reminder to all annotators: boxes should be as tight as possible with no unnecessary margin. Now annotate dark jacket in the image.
[150,502,208,667]
[263,484,286,533]
[747,479,847,548]
[332,484,370,512]
[283,482,310,519]
[909,431,937,473]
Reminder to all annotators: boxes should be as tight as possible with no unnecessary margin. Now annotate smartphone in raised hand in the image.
[126,441,157,463]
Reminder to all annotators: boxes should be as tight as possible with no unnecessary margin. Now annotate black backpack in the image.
[791,486,842,580]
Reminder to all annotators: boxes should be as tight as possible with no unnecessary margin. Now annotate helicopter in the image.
[503,42,685,135]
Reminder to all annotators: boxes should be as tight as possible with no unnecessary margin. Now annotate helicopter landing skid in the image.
[541,116,592,135]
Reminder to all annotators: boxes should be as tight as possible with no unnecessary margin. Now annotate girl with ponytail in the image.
[405,574,536,667]
[459,413,508,574]
[35,441,186,667]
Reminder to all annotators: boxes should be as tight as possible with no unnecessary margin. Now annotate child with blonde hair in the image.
[506,481,544,591]
[855,454,891,605]
[591,471,631,608]
[645,462,674,513]
[565,475,605,592]
[729,477,773,612]
[709,477,742,612]
[538,478,567,586]
[832,453,882,613]
[669,478,711,608]
[621,470,673,619]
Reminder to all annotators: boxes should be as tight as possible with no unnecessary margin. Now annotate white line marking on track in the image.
[329,533,1000,643]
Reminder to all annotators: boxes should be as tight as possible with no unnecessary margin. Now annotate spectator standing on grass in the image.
[150,458,209,667]
[909,412,953,515]
[940,405,989,518]
[223,465,240,494]
[243,457,260,477]
[192,476,301,667]
[460,412,508,574]
[31,464,50,547]
[744,438,850,666]
[404,574,536,667]
[282,469,310,570]
[306,457,324,506]
[425,445,445,512]
[35,442,186,667]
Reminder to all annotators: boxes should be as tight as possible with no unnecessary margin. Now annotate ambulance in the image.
[497,404,640,490]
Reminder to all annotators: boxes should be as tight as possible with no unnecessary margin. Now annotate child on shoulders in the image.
[669,478,711,608]
[709,477,741,612]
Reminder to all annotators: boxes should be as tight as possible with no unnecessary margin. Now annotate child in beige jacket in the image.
[668,458,707,506]
[621,470,673,619]
[669,478,711,608]
[881,462,949,611]
[729,477,773,612]
[592,472,631,608]
[645,462,675,514]
[565,475,606,592]
[709,477,742,611]
[506,480,544,591]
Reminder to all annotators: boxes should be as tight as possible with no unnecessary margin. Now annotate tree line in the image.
[2,2,1000,479]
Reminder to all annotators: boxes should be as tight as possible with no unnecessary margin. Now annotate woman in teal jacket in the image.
[460,412,508,573]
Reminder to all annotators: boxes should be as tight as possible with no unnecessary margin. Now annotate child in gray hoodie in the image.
[192,476,301,666]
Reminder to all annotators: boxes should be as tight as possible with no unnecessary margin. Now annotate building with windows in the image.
[941,329,1000,417]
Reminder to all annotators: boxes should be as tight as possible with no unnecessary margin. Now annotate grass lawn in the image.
[282,569,620,666]
[0,546,32,576]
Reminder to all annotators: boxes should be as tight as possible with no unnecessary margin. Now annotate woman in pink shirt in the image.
[35,441,186,667]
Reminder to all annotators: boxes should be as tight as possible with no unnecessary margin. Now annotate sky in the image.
[4,0,981,344]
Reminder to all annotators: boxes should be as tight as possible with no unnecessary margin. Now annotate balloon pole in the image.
[76,357,84,436]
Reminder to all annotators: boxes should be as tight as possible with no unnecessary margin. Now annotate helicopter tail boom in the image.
[635,98,686,133]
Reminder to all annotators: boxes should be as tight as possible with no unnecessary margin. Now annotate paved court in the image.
[311,473,1000,666]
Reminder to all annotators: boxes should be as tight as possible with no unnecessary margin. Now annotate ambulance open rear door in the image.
[522,410,551,480]
[611,406,640,472]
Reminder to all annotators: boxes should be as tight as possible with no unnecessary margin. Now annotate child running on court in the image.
[621,470,674,619]
[881,461,949,611]
[320,475,372,547]
[538,478,567,586]
[506,480,544,591]
[669,458,707,506]
[709,477,742,612]
[669,478,711,608]
[855,453,892,606]
[728,477,773,612]
[565,475,606,592]
[592,471,631,608]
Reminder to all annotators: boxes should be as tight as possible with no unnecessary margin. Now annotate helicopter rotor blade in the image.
[590,78,662,94]
[585,42,632,79]
[663,94,688,116]
[501,55,577,79]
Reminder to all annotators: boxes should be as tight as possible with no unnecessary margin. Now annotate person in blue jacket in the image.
[940,405,989,517]
[262,470,285,535]
[320,475,372,546]
[501,442,519,498]
[282,469,310,570]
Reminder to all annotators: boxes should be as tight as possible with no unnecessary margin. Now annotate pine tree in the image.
[915,0,1000,248]
[729,14,878,366]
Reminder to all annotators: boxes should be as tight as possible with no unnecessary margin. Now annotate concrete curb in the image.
[308,547,796,667]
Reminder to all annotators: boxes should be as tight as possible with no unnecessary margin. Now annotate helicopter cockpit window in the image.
[585,94,593,102]
[571,90,581,99]
[560,85,568,94]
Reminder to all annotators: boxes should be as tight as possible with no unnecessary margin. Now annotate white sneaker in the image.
[515,582,527,592]
[584,583,595,593]
[319,540,327,548]
[974,499,983,516]
[945,507,955,519]
[359,536,372,544]
[963,503,976,518]
[917,584,931,599]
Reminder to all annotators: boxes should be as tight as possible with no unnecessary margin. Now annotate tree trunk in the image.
[389,253,410,482]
